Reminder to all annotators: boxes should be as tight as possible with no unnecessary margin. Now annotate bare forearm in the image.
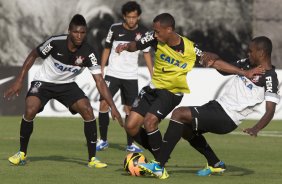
[95,75,116,107]
[126,41,138,52]
[253,110,275,131]
[101,48,111,68]
[17,49,38,82]
[212,59,245,75]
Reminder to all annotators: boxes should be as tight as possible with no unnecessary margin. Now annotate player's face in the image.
[247,42,259,66]
[68,25,87,47]
[153,21,171,44]
[123,10,139,29]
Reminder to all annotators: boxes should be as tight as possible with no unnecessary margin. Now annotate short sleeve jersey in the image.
[104,23,150,79]
[136,31,202,94]
[216,58,280,124]
[35,34,101,83]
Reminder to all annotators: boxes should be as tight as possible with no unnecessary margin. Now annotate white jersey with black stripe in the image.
[104,23,150,79]
[34,34,101,83]
[216,59,280,125]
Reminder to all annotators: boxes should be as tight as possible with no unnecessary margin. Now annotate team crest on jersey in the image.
[75,56,85,65]
[30,82,42,94]
[135,33,142,41]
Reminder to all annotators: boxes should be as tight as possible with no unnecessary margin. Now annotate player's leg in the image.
[138,106,189,179]
[185,100,236,175]
[158,106,191,167]
[97,76,119,151]
[97,100,110,150]
[71,98,107,168]
[121,79,142,152]
[144,89,183,159]
[60,82,106,168]
[9,81,46,165]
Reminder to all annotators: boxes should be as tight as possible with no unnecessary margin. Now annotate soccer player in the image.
[116,13,264,179]
[96,1,153,152]
[139,36,279,179]
[4,14,123,168]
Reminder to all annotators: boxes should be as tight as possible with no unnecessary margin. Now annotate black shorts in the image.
[26,81,87,114]
[189,100,237,134]
[100,75,138,106]
[131,86,183,120]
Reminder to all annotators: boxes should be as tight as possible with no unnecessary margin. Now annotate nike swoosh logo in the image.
[0,76,15,86]
[57,53,63,56]
[154,166,162,171]
[157,110,163,115]
[127,147,135,152]
[118,34,125,37]
[151,147,160,151]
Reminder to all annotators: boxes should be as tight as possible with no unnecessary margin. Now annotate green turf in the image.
[0,116,282,184]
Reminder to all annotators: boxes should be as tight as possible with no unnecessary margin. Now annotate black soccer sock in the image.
[188,134,220,166]
[126,132,134,146]
[84,119,97,160]
[132,127,151,150]
[20,117,34,155]
[125,115,134,146]
[147,128,162,160]
[98,112,109,141]
[158,120,184,167]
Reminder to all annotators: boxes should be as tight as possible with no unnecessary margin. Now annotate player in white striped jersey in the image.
[97,1,153,152]
[140,36,279,178]
[4,14,122,168]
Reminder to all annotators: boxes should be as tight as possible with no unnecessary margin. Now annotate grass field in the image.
[0,116,282,184]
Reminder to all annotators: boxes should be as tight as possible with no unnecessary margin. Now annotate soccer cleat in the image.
[126,143,143,152]
[8,151,27,165]
[139,162,169,179]
[96,139,109,151]
[197,161,226,176]
[88,157,107,168]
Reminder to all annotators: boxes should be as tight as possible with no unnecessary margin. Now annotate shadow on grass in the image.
[107,142,128,151]
[167,164,254,176]
[28,155,86,166]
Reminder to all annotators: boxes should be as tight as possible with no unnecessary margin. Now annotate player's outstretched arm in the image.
[4,49,39,100]
[201,52,265,78]
[243,101,276,137]
[93,74,123,127]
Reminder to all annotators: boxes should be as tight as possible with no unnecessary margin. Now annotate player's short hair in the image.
[68,14,87,30]
[122,1,142,16]
[153,13,175,30]
[252,36,272,57]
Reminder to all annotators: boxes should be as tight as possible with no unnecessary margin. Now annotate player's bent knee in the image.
[171,107,189,122]
[24,108,38,120]
[80,106,95,120]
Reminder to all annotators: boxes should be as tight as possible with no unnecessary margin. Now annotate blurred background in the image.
[1,0,281,67]
[0,0,281,116]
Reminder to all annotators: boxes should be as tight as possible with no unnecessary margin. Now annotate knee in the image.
[144,115,158,132]
[125,120,137,131]
[81,105,94,120]
[171,107,191,122]
[24,107,38,120]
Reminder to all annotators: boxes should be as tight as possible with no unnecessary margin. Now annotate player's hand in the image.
[110,108,124,127]
[243,127,259,137]
[200,52,220,67]
[115,43,128,53]
[244,65,265,79]
[3,80,23,100]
